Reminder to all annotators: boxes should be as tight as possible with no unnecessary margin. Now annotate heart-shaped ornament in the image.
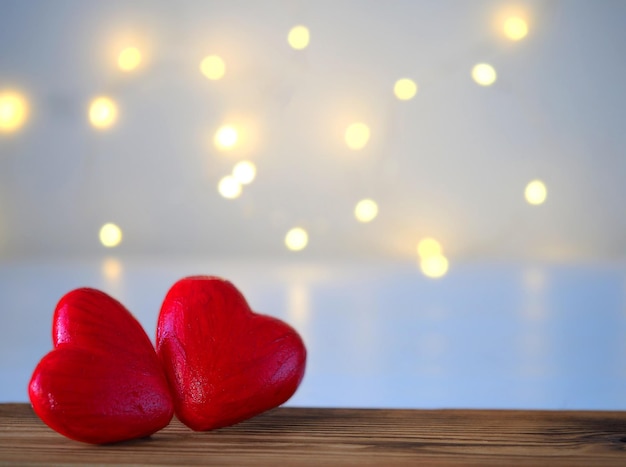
[29,288,174,444]
[157,276,307,431]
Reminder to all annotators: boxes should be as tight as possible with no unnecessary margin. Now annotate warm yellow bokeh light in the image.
[503,17,528,41]
[420,255,449,279]
[472,63,497,86]
[345,122,370,150]
[214,125,238,150]
[218,175,242,199]
[525,179,547,205]
[394,78,418,100]
[417,238,443,258]
[232,161,256,185]
[0,91,28,132]
[354,199,378,223]
[285,227,308,251]
[102,257,123,281]
[99,223,122,248]
[89,97,117,129]
[200,55,226,80]
[287,25,310,50]
[117,47,142,71]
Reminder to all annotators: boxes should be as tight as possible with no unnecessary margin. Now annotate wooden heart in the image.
[157,276,306,431]
[29,288,174,444]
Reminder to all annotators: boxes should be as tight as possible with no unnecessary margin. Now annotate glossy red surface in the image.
[157,276,307,431]
[28,288,174,444]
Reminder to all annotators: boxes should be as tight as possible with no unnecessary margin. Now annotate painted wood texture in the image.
[1,404,626,465]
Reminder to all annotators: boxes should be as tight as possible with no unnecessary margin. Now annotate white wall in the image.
[1,0,625,261]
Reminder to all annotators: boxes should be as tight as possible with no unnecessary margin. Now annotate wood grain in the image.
[1,404,626,466]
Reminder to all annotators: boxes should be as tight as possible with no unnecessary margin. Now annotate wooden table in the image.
[1,404,626,465]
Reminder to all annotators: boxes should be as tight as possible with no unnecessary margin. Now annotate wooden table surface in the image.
[1,404,626,466]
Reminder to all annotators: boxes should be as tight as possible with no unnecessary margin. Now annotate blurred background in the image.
[1,0,626,410]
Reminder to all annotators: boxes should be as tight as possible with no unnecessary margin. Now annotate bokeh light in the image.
[89,97,117,129]
[218,175,242,199]
[471,63,497,86]
[117,47,142,71]
[200,55,226,80]
[417,238,443,258]
[102,257,123,281]
[287,25,310,50]
[420,255,449,279]
[394,78,418,100]
[232,160,256,185]
[345,122,370,150]
[525,180,547,205]
[0,91,28,132]
[99,223,122,248]
[285,227,308,251]
[503,17,528,41]
[214,125,238,150]
[354,199,378,223]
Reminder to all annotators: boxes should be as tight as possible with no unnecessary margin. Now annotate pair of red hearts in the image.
[28,276,307,444]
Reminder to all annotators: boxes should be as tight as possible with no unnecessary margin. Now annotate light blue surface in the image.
[1,258,625,410]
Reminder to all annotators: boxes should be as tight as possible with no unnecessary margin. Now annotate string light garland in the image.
[89,97,117,129]
[344,123,370,150]
[0,91,28,132]
[285,227,308,251]
[214,125,238,150]
[417,238,448,279]
[472,63,497,86]
[354,199,378,223]
[2,7,547,274]
[200,55,226,80]
[417,238,442,258]
[503,17,528,41]
[99,223,123,248]
[394,79,418,101]
[420,254,449,279]
[287,25,310,50]
[525,180,547,205]
[232,161,256,185]
[118,47,142,71]
[218,175,242,199]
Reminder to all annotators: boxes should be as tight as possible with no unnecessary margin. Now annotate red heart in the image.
[157,276,307,431]
[28,288,174,444]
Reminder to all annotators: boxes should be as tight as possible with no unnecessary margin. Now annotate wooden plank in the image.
[1,403,626,466]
